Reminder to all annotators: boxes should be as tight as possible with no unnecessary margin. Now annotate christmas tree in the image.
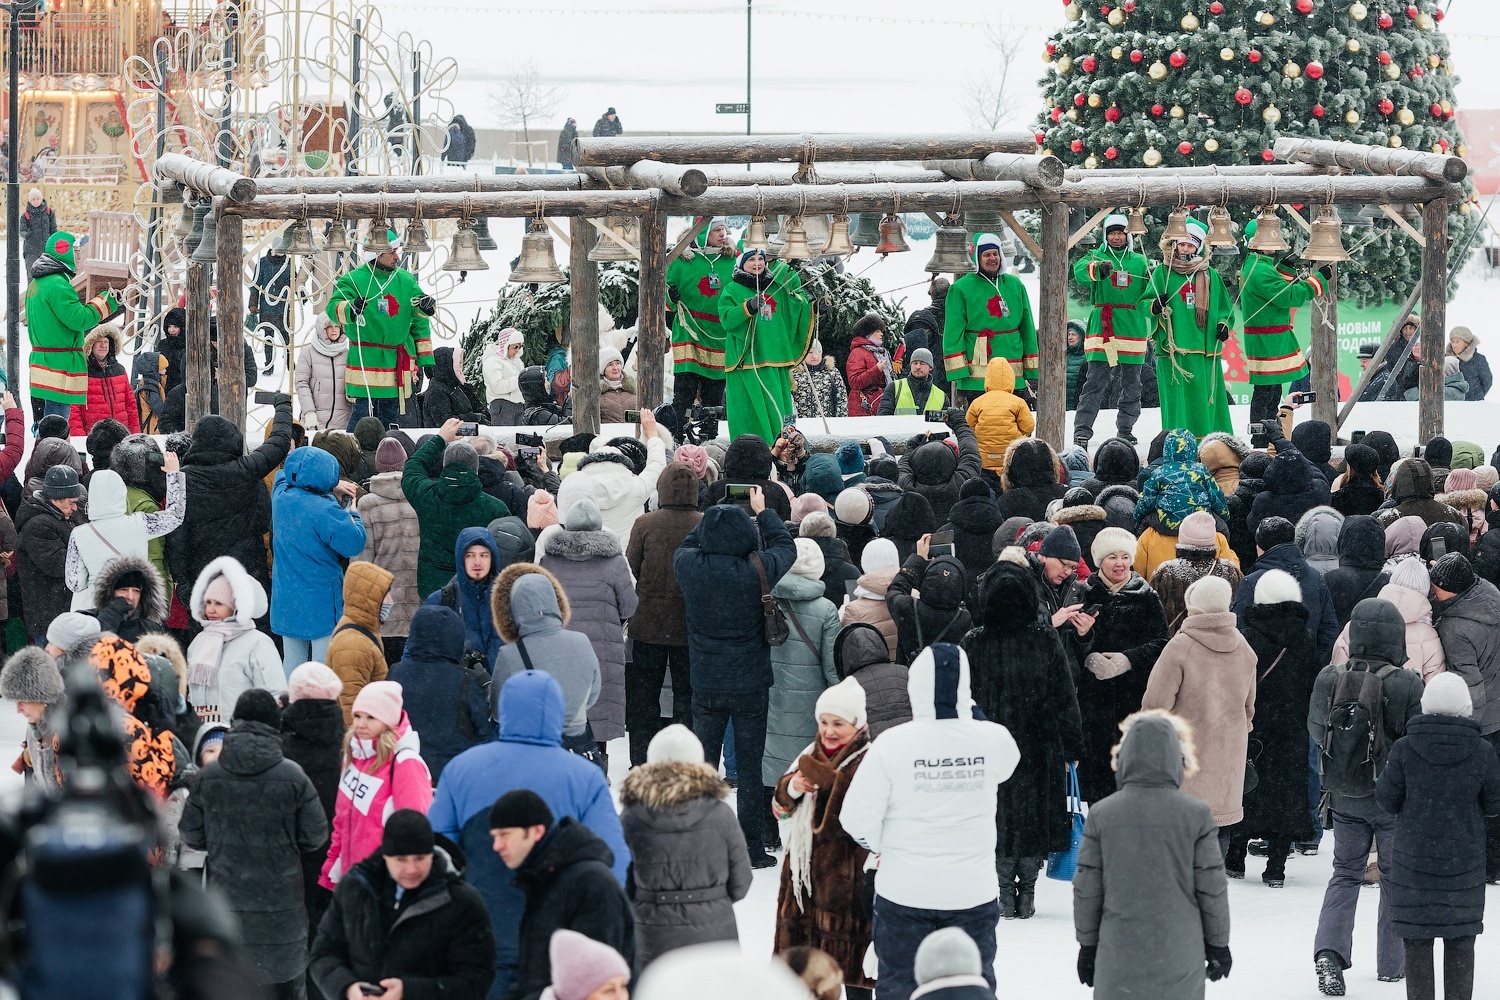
[1036,0,1475,306]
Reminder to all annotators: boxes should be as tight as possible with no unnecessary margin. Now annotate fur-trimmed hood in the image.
[542,524,623,560]
[1437,487,1488,513]
[93,553,168,624]
[190,555,268,625]
[1001,437,1062,491]
[619,760,729,810]
[490,561,571,643]
[1111,709,1200,786]
[1051,503,1106,527]
[84,325,121,367]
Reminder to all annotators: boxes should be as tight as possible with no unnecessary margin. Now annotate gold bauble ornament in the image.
[1088,92,1103,107]
[1263,104,1282,124]
[1457,143,1468,156]
[1390,134,1404,148]
[1397,107,1415,125]
[1345,109,1361,124]
[1057,55,1073,73]
[1065,1,1082,20]
[1205,137,1220,152]
[1108,7,1125,25]
[1143,147,1163,166]
[1350,1,1367,19]
[1416,12,1432,30]
[1432,142,1445,152]
[1067,108,1079,121]
[1085,154,1100,169]
[1258,10,1276,26]
[1347,38,1361,53]
[1383,62,1401,81]
[1428,53,1441,68]
[1170,104,1185,118]
[1444,60,1455,76]
[1043,50,1055,63]
[1182,12,1199,30]
[1046,96,1056,108]
[1149,60,1169,80]
[1221,46,1236,61]
[1284,61,1302,78]
[1441,99,1453,114]
[1111,45,1124,59]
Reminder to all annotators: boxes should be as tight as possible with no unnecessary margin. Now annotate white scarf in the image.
[784,739,869,912]
[186,618,258,717]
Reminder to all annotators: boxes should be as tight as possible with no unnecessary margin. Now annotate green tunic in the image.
[718,272,815,446]
[1238,252,1325,385]
[666,242,737,380]
[1148,267,1234,437]
[25,273,114,404]
[326,263,434,401]
[941,269,1036,392]
[1072,246,1152,365]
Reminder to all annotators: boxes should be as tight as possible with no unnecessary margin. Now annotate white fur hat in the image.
[790,537,826,581]
[647,724,705,765]
[860,538,900,574]
[1421,671,1472,718]
[1090,526,1138,565]
[814,676,867,729]
[1185,575,1233,615]
[1255,568,1303,605]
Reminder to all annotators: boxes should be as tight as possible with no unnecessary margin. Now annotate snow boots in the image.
[1315,951,1346,997]
[997,856,1042,919]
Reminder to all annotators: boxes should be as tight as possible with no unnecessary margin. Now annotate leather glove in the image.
[349,296,368,314]
[1094,261,1114,279]
[416,295,437,316]
[1317,264,1335,285]
[1078,946,1097,987]
[1205,944,1232,981]
[1150,293,1172,315]
[1084,651,1132,680]
[667,285,681,304]
[944,406,965,430]
[747,294,768,313]
[1216,322,1231,343]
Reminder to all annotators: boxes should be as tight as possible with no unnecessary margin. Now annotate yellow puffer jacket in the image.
[327,559,395,723]
[965,358,1035,471]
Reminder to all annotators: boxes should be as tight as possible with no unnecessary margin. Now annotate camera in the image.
[515,432,544,448]
[1247,421,1272,437]
[456,423,480,436]
[690,405,725,420]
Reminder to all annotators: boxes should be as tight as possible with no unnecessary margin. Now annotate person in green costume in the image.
[666,216,737,438]
[326,228,435,431]
[1146,220,1234,438]
[1238,217,1331,446]
[717,248,815,446]
[941,232,1036,406]
[1072,214,1153,446]
[25,231,119,422]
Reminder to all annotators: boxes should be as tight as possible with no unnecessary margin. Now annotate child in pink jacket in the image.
[320,680,433,888]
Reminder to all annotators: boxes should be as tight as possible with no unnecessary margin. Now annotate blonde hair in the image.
[342,719,398,770]
[1110,709,1200,778]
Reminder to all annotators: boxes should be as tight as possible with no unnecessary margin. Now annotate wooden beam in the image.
[1067,207,1113,250]
[1274,137,1467,184]
[185,258,213,429]
[223,190,660,219]
[1037,202,1069,448]
[569,217,601,437]
[694,165,948,187]
[581,162,709,198]
[1336,281,1423,428]
[1379,205,1426,247]
[1419,200,1448,442]
[1310,263,1338,436]
[925,153,1065,189]
[998,210,1044,262]
[216,211,247,433]
[155,152,257,204]
[666,218,710,266]
[254,174,589,195]
[636,210,668,407]
[573,131,1040,167]
[1063,163,1331,180]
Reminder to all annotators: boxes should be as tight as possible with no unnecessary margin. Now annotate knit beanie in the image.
[1185,575,1233,615]
[444,441,480,471]
[1425,436,1453,469]
[814,676,867,729]
[1389,558,1431,594]
[1254,568,1303,605]
[381,809,435,856]
[790,492,826,524]
[1444,468,1478,492]
[1038,524,1082,562]
[634,944,811,1000]
[564,498,604,532]
[204,573,237,612]
[0,648,65,705]
[1255,516,1296,552]
[674,443,709,480]
[1343,443,1379,480]
[914,927,982,985]
[836,440,865,478]
[287,661,344,703]
[351,680,403,729]
[197,729,226,759]
[527,490,560,530]
[375,437,407,474]
[799,512,837,540]
[45,611,100,651]
[834,487,874,526]
[1421,671,1473,718]
[1475,466,1499,493]
[232,689,282,730]
[790,538,826,581]
[1090,527,1137,565]
[488,788,554,830]
[548,929,631,1000]
[1430,552,1476,594]
[1177,510,1217,550]
[861,538,899,574]
[646,723,705,765]
[960,478,991,501]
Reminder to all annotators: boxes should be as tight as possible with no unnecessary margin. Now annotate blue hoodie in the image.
[428,670,628,999]
[271,447,367,639]
[387,605,491,781]
[425,525,503,670]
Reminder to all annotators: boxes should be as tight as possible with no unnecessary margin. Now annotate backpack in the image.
[1320,660,1398,798]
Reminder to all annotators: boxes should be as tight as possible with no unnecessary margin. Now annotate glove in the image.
[1150,293,1172,315]
[1084,651,1132,680]
[943,406,965,430]
[1078,946,1097,987]
[1216,322,1231,343]
[416,295,437,316]
[812,296,830,315]
[1317,264,1335,285]
[667,285,681,304]
[1205,944,1232,981]
[1094,261,1114,279]
[747,294,767,313]
[349,296,368,314]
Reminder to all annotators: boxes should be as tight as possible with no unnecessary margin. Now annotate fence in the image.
[8,13,120,79]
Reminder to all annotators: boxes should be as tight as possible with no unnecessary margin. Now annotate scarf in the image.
[186,618,258,718]
[602,377,624,390]
[784,739,869,912]
[1167,249,1211,331]
[859,337,895,388]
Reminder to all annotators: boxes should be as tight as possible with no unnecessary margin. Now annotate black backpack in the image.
[1320,660,1398,798]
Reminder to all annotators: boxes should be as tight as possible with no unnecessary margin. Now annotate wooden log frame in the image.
[693,165,949,187]
[636,210,669,408]
[154,152,257,204]
[580,162,709,198]
[215,211,248,432]
[185,255,214,430]
[1063,163,1335,181]
[574,132,1040,167]
[1274,137,1468,184]
[570,217,601,437]
[925,153,1066,189]
[256,174,589,195]
[1419,200,1448,441]
[1036,203,1070,447]
[1309,264,1339,437]
[221,190,661,219]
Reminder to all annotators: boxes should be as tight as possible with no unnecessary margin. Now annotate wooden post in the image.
[216,212,247,433]
[185,258,213,429]
[569,217,601,437]
[1037,202,1069,448]
[1310,264,1339,439]
[636,210,668,409]
[1418,200,1448,442]
[925,153,1065,189]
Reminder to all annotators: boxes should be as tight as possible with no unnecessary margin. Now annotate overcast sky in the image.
[377,0,1500,136]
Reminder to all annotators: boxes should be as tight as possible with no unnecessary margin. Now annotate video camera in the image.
[679,405,725,445]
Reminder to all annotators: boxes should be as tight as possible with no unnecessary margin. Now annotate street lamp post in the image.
[3,1,27,407]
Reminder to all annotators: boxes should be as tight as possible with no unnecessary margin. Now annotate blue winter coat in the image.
[673,505,797,696]
[1232,541,1340,664]
[427,670,628,1000]
[387,605,491,782]
[270,447,367,639]
[424,525,503,671]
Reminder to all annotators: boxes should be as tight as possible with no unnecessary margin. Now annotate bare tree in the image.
[487,60,564,146]
[960,19,1029,130]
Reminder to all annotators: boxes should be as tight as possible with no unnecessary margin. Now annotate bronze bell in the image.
[588,216,640,262]
[962,210,1003,241]
[876,214,910,255]
[1247,206,1291,252]
[764,213,781,238]
[778,215,813,260]
[270,222,295,254]
[850,212,883,247]
[190,208,219,264]
[1162,208,1191,244]
[1071,208,1099,248]
[183,201,210,254]
[474,216,498,251]
[1207,207,1239,257]
[443,220,489,276]
[174,196,196,240]
[801,213,832,255]
[1303,205,1352,262]
[403,218,432,254]
[743,216,770,252]
[364,220,398,255]
[1127,207,1149,237]
[323,221,352,254]
[509,219,565,284]
[926,217,976,275]
[284,219,320,256]
[822,214,854,257]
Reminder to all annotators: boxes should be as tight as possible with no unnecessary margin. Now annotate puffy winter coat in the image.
[834,623,910,738]
[403,433,509,599]
[1077,437,1141,500]
[1233,542,1340,664]
[1247,441,1332,537]
[896,423,982,526]
[1150,546,1243,635]
[327,561,395,723]
[763,571,840,785]
[994,438,1067,523]
[184,556,284,724]
[1295,505,1344,575]
[619,761,751,967]
[838,568,899,662]
[294,323,352,434]
[1132,526,1238,584]
[1437,482,1488,549]
[1332,582,1445,682]
[1431,577,1500,736]
[1375,713,1500,939]
[701,434,793,522]
[1375,458,1465,529]
[420,347,487,426]
[17,493,83,638]
[490,566,601,740]
[70,327,140,436]
[1322,515,1390,626]
[555,434,669,549]
[272,448,368,640]
[320,711,433,889]
[886,554,972,666]
[845,334,890,416]
[482,344,525,407]
[281,694,344,935]
[1237,601,1320,844]
[625,462,701,646]
[310,850,496,1000]
[388,605,491,782]
[1196,434,1247,495]
[357,471,422,638]
[67,468,186,611]
[179,719,327,983]
[427,526,504,671]
[1135,430,1229,533]
[1074,714,1230,1000]
[964,358,1033,471]
[85,554,171,645]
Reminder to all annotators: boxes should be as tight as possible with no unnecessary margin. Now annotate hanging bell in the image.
[189,209,219,264]
[962,210,1004,241]
[183,201,210,254]
[364,220,398,255]
[403,217,432,254]
[474,216,498,251]
[851,212,883,247]
[1071,208,1099,248]
[925,218,977,275]
[778,216,814,260]
[323,221,352,254]
[1162,207,1191,244]
[174,196,196,240]
[284,219,320,256]
[1207,207,1238,256]
[743,215,770,252]
[588,216,640,262]
[443,220,489,275]
[763,213,781,239]
[1127,207,1149,237]
[876,214,910,255]
[1247,206,1291,252]
[821,214,854,257]
[1338,204,1375,228]
[509,219,565,284]
[1303,205,1353,263]
[800,213,832,255]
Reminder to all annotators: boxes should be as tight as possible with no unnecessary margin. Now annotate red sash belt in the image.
[1099,302,1136,341]
[1243,324,1293,334]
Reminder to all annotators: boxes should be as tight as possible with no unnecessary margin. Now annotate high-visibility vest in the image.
[892,378,945,415]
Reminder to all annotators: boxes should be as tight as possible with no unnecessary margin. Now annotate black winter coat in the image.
[19,199,56,263]
[508,818,635,1000]
[941,491,1001,612]
[1322,515,1390,627]
[1234,542,1341,665]
[895,423,982,526]
[167,400,294,608]
[701,435,792,522]
[995,440,1067,524]
[311,851,496,1000]
[810,535,859,606]
[16,493,80,637]
[1225,476,1264,573]
[1237,602,1320,842]
[886,554,971,665]
[420,347,487,426]
[180,720,327,983]
[281,697,344,938]
[1473,510,1500,589]
[882,493,935,565]
[1247,440,1331,538]
[387,605,492,782]
[834,623,910,738]
[1330,478,1387,518]
[1375,714,1500,938]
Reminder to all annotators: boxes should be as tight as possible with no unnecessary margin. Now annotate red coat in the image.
[846,337,889,417]
[70,328,141,436]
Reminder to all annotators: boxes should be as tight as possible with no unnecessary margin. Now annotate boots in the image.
[995,857,1018,919]
[762,788,782,851]
[1016,857,1043,919]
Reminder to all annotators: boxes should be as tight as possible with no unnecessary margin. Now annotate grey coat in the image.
[1431,577,1500,735]
[179,720,327,984]
[357,471,422,638]
[618,761,752,967]
[491,569,601,738]
[1074,714,1230,1000]
[540,525,639,742]
[835,623,911,739]
[763,572,840,786]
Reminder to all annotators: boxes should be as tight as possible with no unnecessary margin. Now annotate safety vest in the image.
[892,378,945,415]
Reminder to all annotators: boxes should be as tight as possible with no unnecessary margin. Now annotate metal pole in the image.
[411,52,421,176]
[746,0,752,171]
[147,43,168,344]
[348,18,361,176]
[6,3,21,407]
[218,5,237,168]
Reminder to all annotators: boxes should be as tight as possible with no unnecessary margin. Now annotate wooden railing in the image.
[79,211,141,282]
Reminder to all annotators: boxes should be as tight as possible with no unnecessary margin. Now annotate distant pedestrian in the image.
[592,108,623,137]
[557,118,578,169]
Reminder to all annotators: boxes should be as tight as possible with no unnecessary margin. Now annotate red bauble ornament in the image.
[1306,61,1324,79]
[1431,103,1444,117]
[1210,0,1224,11]
[1235,87,1254,105]
[1047,42,1057,55]
[1170,50,1187,67]
[1438,137,1449,150]
[1409,66,1423,77]
[1035,131,1047,144]
[1378,50,1392,64]
[1178,141,1194,155]
[1051,107,1063,122]
[1378,98,1395,115]
[1405,4,1417,16]
[1123,0,1136,10]
[1071,139,1085,153]
[1129,49,1144,62]
[1074,93,1087,106]
[1434,7,1443,18]
[1105,146,1119,159]
[1099,4,1111,15]
[1312,104,1326,117]
[1248,49,1262,63]
[1295,0,1313,12]
[1378,11,1394,27]
[1081,55,1098,72]
[1151,103,1165,116]
[1262,149,1276,162]
[1105,106,1122,122]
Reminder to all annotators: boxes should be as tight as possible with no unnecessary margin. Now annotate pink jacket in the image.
[320,713,433,888]
[1331,583,1446,682]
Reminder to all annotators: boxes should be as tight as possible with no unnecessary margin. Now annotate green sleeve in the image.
[1015,280,1038,378]
[1210,270,1235,331]
[327,271,362,327]
[42,278,104,334]
[942,282,973,377]
[717,282,753,365]
[1128,254,1153,303]
[1071,248,1100,285]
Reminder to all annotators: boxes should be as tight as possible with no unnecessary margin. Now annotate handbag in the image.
[1244,649,1286,796]
[752,552,790,646]
[1045,763,1087,882]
